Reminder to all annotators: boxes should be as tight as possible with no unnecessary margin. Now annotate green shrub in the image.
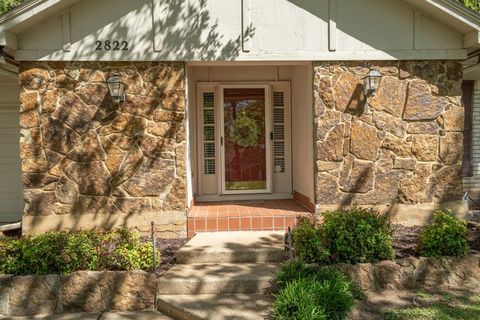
[417,210,470,258]
[274,265,356,320]
[0,229,159,275]
[292,217,329,263]
[321,209,395,264]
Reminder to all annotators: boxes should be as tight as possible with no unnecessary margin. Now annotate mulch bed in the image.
[154,237,188,276]
[393,223,480,259]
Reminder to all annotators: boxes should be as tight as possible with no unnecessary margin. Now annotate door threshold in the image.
[195,193,293,202]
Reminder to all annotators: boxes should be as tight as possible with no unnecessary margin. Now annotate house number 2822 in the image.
[95,40,129,51]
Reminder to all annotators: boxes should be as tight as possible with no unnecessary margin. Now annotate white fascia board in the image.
[0,0,78,33]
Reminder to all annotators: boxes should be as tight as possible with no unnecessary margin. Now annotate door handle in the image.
[221,136,224,146]
[270,132,274,140]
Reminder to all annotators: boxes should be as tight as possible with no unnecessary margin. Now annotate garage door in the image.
[0,76,23,224]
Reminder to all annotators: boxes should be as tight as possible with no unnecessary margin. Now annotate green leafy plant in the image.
[292,217,329,263]
[0,229,159,275]
[320,209,395,264]
[417,210,470,258]
[0,0,25,14]
[274,264,357,320]
[459,0,480,12]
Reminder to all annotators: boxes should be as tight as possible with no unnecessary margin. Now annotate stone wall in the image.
[314,61,467,223]
[0,271,155,316]
[18,62,187,237]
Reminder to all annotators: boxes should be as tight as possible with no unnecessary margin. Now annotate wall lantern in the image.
[106,73,125,103]
[363,70,382,97]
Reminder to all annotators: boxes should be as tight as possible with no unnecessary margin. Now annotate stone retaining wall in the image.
[18,62,187,237]
[0,271,156,316]
[313,61,467,223]
[334,254,480,292]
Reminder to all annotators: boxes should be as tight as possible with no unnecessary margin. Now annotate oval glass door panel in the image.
[223,88,266,191]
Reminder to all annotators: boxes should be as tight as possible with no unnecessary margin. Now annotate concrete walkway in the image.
[156,231,285,319]
[0,311,173,320]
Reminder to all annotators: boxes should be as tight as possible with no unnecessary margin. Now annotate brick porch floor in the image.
[187,200,312,238]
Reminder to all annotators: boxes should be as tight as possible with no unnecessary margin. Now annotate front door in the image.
[220,86,272,194]
[196,82,291,199]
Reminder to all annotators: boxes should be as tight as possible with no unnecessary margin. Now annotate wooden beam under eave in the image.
[463,30,480,49]
[0,31,18,55]
[328,0,337,52]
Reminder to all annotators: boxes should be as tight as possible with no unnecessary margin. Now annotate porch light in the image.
[363,70,382,97]
[106,73,125,103]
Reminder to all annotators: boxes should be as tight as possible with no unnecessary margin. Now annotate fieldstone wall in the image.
[0,271,156,316]
[18,62,187,236]
[314,61,465,218]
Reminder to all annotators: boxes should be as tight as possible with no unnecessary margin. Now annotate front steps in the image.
[156,231,285,320]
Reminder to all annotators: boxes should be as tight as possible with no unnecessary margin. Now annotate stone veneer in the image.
[314,61,466,223]
[18,62,187,237]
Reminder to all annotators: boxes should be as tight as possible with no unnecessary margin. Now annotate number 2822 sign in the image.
[95,40,129,51]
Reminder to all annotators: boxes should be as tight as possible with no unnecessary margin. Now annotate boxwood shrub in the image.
[417,210,470,258]
[292,209,394,264]
[0,229,159,275]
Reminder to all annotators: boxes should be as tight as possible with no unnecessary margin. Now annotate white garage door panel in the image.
[0,104,23,224]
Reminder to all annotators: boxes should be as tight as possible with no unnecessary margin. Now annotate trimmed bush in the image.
[0,229,159,275]
[274,262,357,320]
[321,209,395,264]
[292,217,329,263]
[417,210,470,258]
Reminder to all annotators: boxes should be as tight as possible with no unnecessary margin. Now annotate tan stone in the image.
[316,124,344,161]
[139,136,176,157]
[316,172,341,204]
[100,113,147,137]
[22,157,48,173]
[23,190,57,216]
[162,178,187,211]
[403,80,448,120]
[353,172,402,205]
[56,178,80,205]
[62,271,156,312]
[41,117,81,154]
[372,112,406,138]
[316,109,342,140]
[22,173,58,190]
[147,121,177,138]
[64,161,111,196]
[54,92,98,134]
[399,164,434,204]
[123,158,175,197]
[432,165,463,202]
[75,83,109,106]
[369,76,407,117]
[350,121,381,160]
[20,110,40,128]
[67,131,106,162]
[316,75,335,110]
[19,67,49,90]
[122,95,161,119]
[111,145,144,187]
[41,90,62,114]
[439,132,463,164]
[160,90,185,112]
[113,198,152,214]
[440,105,464,132]
[406,121,439,135]
[333,72,365,112]
[153,110,184,122]
[20,92,39,112]
[411,135,438,161]
[317,161,342,172]
[382,134,411,157]
[56,73,78,90]
[393,158,416,170]
[339,159,375,193]
[9,275,61,316]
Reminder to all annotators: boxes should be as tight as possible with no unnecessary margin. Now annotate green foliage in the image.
[0,0,25,15]
[292,217,329,263]
[0,229,160,275]
[417,210,470,258]
[459,0,480,12]
[321,209,395,264]
[274,263,356,320]
[292,209,394,264]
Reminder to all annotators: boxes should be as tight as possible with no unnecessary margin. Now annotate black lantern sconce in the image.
[106,73,125,103]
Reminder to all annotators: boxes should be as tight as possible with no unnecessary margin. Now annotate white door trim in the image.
[219,84,273,195]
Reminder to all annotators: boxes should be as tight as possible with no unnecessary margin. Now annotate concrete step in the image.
[2,311,173,320]
[157,263,278,295]
[157,294,274,320]
[176,231,285,264]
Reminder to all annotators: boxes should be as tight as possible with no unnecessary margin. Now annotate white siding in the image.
[0,75,23,223]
